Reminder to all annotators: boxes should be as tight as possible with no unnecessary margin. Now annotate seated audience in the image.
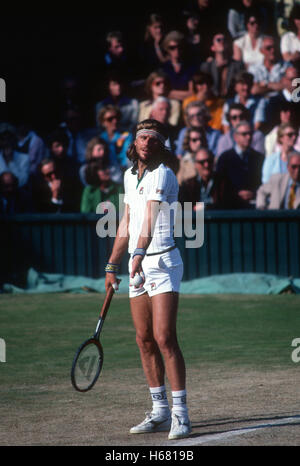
[180,9,205,64]
[280,4,300,63]
[177,126,208,185]
[16,124,47,176]
[80,159,124,213]
[200,31,244,98]
[262,123,298,183]
[265,66,300,131]
[138,70,181,127]
[264,102,300,156]
[216,103,265,157]
[233,9,265,69]
[179,147,220,209]
[227,0,269,39]
[216,120,264,208]
[32,158,82,213]
[95,73,139,133]
[256,150,300,209]
[176,101,221,157]
[248,35,290,96]
[0,171,33,214]
[0,128,30,188]
[182,72,225,131]
[97,104,133,170]
[79,136,122,186]
[149,97,178,153]
[222,71,267,133]
[138,13,167,75]
[161,30,196,101]
[46,129,80,181]
[59,107,97,165]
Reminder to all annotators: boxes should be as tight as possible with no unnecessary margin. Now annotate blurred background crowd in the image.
[1,0,300,214]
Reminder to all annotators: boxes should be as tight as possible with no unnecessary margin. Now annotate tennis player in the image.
[105,119,191,440]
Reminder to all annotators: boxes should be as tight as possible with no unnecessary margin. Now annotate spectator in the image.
[280,4,300,63]
[264,101,300,156]
[97,104,133,170]
[228,0,269,39]
[179,147,219,209]
[16,124,47,176]
[138,13,167,75]
[32,158,82,213]
[161,30,196,101]
[180,9,204,64]
[59,107,97,165]
[262,123,298,183]
[249,35,290,95]
[149,97,178,153]
[79,136,122,186]
[182,72,225,131]
[46,129,80,181]
[176,126,208,185]
[216,103,265,157]
[200,31,244,98]
[95,73,139,133]
[176,101,221,156]
[233,9,265,69]
[216,120,264,208]
[265,65,300,130]
[138,70,181,127]
[0,171,33,214]
[221,71,267,133]
[80,158,124,213]
[0,128,30,188]
[102,30,136,83]
[184,0,227,41]
[256,150,300,209]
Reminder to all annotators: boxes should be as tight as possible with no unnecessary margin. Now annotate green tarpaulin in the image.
[3,268,300,295]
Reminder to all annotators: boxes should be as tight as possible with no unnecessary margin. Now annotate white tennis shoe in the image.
[130,411,171,434]
[168,413,192,440]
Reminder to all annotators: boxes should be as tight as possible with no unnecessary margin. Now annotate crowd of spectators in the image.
[1,0,300,214]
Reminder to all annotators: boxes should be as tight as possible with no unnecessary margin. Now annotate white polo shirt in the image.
[123,163,178,254]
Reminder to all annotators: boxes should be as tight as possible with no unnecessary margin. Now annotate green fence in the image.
[1,210,300,287]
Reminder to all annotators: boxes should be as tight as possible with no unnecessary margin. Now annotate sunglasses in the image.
[168,44,180,50]
[248,20,258,25]
[290,164,300,169]
[189,137,202,143]
[153,80,166,86]
[283,132,297,137]
[195,159,212,165]
[215,37,225,43]
[264,45,275,51]
[188,112,203,119]
[43,170,56,179]
[230,114,243,120]
[104,115,118,122]
[236,131,252,136]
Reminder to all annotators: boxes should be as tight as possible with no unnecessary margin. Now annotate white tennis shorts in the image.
[128,247,183,298]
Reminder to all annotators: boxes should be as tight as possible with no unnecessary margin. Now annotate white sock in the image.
[149,385,170,415]
[172,389,189,418]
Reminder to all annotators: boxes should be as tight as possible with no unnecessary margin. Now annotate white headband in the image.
[136,129,166,145]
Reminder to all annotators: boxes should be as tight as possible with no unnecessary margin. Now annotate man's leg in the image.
[129,292,171,434]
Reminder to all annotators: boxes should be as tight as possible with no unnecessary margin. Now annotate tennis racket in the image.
[71,281,119,392]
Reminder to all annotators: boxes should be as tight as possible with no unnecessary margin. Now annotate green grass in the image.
[0,293,299,393]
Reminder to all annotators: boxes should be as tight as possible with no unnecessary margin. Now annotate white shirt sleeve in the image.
[147,166,170,202]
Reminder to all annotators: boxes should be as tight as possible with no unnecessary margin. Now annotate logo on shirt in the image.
[156,188,164,194]
[139,187,144,195]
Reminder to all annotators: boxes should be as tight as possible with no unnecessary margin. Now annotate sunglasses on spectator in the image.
[248,19,258,25]
[190,137,203,143]
[283,132,297,137]
[43,170,56,179]
[290,164,300,169]
[230,114,243,120]
[236,131,252,136]
[188,112,203,119]
[195,159,212,165]
[153,80,166,86]
[264,45,275,51]
[168,44,180,50]
[104,115,118,122]
[215,36,225,43]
